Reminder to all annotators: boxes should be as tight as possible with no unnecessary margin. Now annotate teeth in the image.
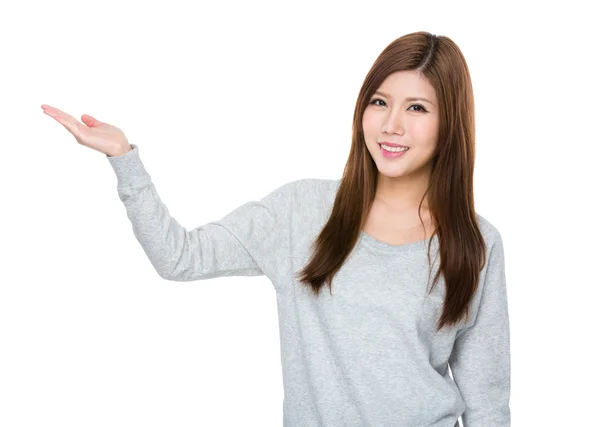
[381,144,409,152]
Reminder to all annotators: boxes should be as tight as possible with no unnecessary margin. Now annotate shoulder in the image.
[292,177,340,188]
[260,178,339,208]
[475,212,504,251]
[282,177,341,197]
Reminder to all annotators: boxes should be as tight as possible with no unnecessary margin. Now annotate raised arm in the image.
[107,144,296,283]
[41,105,295,285]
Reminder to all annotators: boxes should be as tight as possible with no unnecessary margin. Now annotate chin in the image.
[376,169,409,179]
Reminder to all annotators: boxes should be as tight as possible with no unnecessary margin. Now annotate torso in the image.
[362,200,436,246]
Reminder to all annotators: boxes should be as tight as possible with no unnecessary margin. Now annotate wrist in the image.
[108,144,132,157]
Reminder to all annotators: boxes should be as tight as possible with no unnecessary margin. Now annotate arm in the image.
[448,231,511,427]
[106,144,294,283]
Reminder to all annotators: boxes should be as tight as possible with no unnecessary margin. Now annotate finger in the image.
[42,105,79,123]
[50,113,82,135]
[81,114,103,128]
[42,106,85,136]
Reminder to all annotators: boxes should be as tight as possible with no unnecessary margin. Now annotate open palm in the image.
[41,104,131,157]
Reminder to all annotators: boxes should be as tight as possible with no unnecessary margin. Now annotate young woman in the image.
[42,31,510,427]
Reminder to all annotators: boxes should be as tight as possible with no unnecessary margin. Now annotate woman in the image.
[42,31,510,427]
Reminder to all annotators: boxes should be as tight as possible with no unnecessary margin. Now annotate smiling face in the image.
[362,70,440,183]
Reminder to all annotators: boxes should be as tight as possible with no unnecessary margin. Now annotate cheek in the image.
[362,114,377,135]
[409,120,438,139]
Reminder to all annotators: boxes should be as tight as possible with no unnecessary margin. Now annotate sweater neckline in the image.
[359,230,438,253]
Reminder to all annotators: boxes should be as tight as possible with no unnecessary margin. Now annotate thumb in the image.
[81,114,103,128]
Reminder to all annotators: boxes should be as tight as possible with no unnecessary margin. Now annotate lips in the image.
[379,141,409,148]
[380,144,409,158]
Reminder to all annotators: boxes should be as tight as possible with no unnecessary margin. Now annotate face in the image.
[362,70,439,182]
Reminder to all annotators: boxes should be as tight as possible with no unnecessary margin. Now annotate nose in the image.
[381,108,405,135]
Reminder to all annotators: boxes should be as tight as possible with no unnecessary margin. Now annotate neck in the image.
[375,172,431,215]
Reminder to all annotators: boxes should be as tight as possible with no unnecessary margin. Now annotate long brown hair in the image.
[295,31,487,333]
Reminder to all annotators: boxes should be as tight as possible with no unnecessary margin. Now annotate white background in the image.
[1,0,598,426]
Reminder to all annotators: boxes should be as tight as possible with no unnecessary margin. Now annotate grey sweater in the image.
[107,144,511,427]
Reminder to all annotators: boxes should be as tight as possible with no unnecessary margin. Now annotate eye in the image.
[369,98,428,112]
[408,104,427,112]
[370,98,386,107]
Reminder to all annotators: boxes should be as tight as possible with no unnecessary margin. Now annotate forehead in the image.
[376,70,437,104]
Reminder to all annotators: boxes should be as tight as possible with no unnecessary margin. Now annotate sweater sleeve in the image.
[106,144,295,284]
[448,231,511,427]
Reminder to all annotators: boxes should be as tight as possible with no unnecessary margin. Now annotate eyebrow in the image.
[372,90,434,105]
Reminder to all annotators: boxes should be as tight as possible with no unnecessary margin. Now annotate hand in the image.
[41,104,132,157]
